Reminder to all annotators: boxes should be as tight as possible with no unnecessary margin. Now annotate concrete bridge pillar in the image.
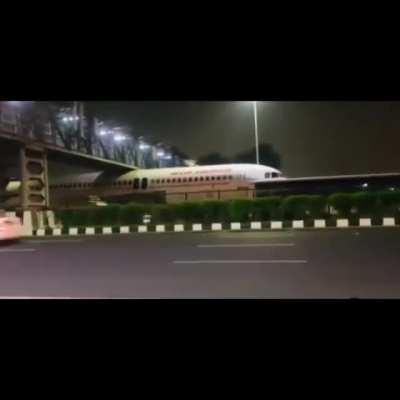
[20,146,50,210]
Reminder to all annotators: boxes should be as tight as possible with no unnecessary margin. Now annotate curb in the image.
[26,217,399,237]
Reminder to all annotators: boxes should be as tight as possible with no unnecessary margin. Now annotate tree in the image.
[197,152,231,165]
[233,142,281,169]
[170,146,190,161]
[169,146,191,166]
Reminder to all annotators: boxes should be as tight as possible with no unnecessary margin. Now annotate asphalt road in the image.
[0,228,399,298]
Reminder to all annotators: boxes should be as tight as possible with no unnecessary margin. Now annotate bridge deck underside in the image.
[0,133,137,173]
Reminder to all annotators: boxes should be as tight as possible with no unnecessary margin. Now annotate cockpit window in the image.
[271,172,280,178]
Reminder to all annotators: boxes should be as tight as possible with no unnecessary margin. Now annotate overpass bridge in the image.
[0,102,142,211]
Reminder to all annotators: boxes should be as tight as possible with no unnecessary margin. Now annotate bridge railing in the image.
[0,102,183,169]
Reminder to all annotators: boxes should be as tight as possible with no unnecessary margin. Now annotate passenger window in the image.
[133,178,140,189]
[200,177,204,181]
[216,176,221,180]
[142,178,148,190]
[188,178,193,182]
[172,178,176,183]
[211,176,215,181]
[205,176,210,181]
[177,178,182,183]
[183,178,187,183]
[194,177,198,182]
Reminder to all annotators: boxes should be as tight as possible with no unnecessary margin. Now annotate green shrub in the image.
[83,208,99,226]
[282,195,313,220]
[350,192,379,216]
[252,197,283,220]
[150,204,177,223]
[307,195,327,218]
[55,209,74,228]
[71,209,90,227]
[200,201,230,222]
[378,190,400,215]
[327,193,353,216]
[119,203,147,225]
[175,202,204,223]
[228,199,254,222]
[56,190,397,227]
[102,205,122,225]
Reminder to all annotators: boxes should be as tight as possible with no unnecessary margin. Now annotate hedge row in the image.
[55,191,400,227]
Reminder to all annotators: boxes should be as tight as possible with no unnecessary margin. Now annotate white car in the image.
[0,211,23,241]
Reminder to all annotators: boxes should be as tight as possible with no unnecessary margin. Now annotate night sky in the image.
[86,102,400,178]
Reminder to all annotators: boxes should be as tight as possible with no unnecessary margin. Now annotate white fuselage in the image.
[116,164,283,193]
[3,164,284,207]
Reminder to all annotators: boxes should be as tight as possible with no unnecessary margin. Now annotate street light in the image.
[62,115,79,123]
[113,134,126,142]
[139,142,150,151]
[253,101,260,165]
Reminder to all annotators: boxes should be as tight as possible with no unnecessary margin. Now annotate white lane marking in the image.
[0,248,36,253]
[27,239,83,244]
[174,259,308,264]
[219,232,295,236]
[0,296,75,299]
[197,243,295,248]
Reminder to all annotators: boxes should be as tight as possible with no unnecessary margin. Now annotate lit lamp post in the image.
[113,133,127,163]
[163,153,172,167]
[253,101,260,165]
[138,139,151,168]
[156,149,165,168]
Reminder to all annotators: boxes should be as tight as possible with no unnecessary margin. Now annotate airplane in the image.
[1,163,284,207]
